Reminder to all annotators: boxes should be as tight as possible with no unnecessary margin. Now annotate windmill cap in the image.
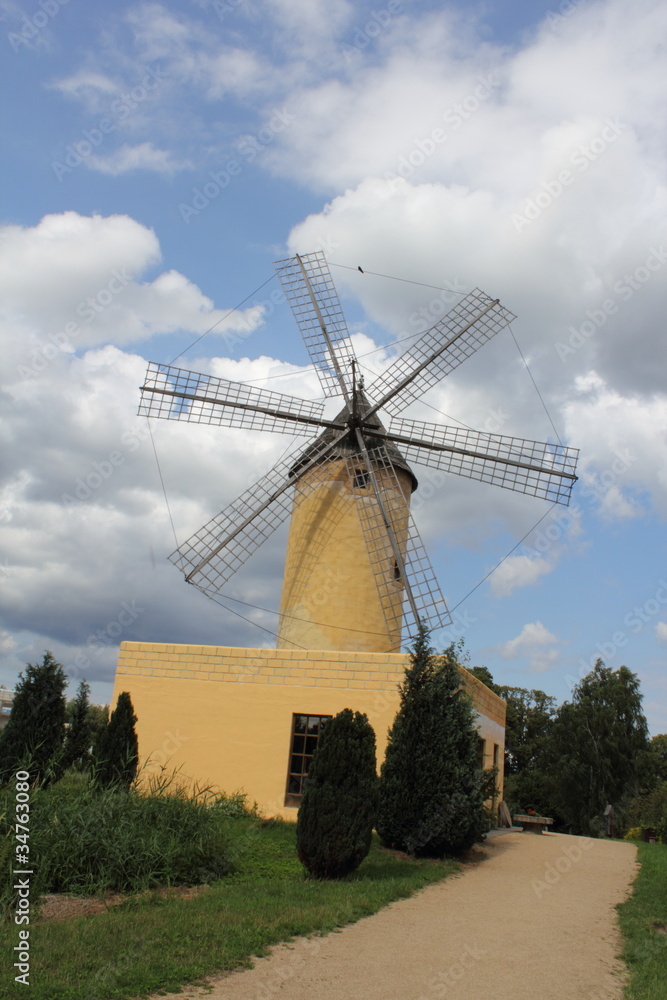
[290,389,418,492]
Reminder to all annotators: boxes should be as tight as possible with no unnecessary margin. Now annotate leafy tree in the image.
[62,681,93,772]
[649,734,667,784]
[89,704,109,754]
[549,660,651,835]
[296,709,378,878]
[466,665,498,692]
[94,692,139,789]
[0,652,67,785]
[377,626,485,857]
[457,668,560,818]
[497,686,557,778]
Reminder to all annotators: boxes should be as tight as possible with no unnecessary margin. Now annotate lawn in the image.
[618,840,667,1000]
[0,817,459,1000]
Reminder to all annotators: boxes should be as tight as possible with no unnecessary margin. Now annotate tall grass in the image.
[1,770,258,915]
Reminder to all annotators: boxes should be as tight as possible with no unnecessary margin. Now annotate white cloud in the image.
[656,622,667,642]
[498,620,561,673]
[86,142,192,176]
[0,213,265,367]
[490,555,554,597]
[563,373,667,517]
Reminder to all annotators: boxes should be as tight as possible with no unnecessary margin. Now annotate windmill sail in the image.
[367,289,516,417]
[143,250,578,650]
[170,432,347,597]
[274,250,356,399]
[139,361,332,436]
[380,417,579,505]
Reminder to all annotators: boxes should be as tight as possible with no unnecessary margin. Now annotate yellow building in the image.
[112,400,506,818]
[112,642,505,819]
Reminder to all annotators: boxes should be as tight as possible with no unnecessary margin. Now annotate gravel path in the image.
[165,832,638,1000]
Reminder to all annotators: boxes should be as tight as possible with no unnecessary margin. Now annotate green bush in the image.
[378,627,485,857]
[297,709,378,878]
[93,691,139,790]
[1,773,236,914]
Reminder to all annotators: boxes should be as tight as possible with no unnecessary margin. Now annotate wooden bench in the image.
[513,814,554,834]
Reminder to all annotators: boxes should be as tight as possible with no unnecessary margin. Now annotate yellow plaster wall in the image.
[113,642,505,819]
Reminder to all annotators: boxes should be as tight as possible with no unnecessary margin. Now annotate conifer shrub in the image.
[0,651,67,786]
[377,626,485,857]
[296,708,378,878]
[62,680,93,772]
[93,691,138,790]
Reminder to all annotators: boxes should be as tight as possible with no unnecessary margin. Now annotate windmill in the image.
[139,251,578,653]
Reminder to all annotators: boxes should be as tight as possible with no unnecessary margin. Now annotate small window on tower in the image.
[393,560,401,580]
[353,468,370,489]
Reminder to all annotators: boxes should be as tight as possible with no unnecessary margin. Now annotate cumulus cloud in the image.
[0,213,264,370]
[563,373,667,516]
[656,622,667,642]
[489,555,553,597]
[85,142,192,176]
[0,211,336,689]
[2,0,665,715]
[498,620,562,673]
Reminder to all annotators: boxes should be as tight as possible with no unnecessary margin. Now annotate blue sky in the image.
[0,0,665,734]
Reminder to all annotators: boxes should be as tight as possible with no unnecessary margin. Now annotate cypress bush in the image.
[296,708,378,878]
[0,651,67,785]
[62,680,93,773]
[94,691,139,789]
[377,626,485,857]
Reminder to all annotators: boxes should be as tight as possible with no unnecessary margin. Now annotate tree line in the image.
[467,659,665,839]
[0,651,138,790]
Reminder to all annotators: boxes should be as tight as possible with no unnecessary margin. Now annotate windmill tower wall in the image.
[276,458,413,653]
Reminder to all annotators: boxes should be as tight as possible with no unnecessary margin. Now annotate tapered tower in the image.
[277,392,417,653]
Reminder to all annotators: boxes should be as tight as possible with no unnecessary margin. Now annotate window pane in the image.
[285,713,333,807]
[290,754,303,774]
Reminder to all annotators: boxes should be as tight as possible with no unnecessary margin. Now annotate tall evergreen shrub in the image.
[94,691,139,789]
[377,626,485,856]
[0,652,67,785]
[296,708,378,878]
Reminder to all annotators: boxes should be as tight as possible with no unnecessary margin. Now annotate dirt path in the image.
[165,832,638,1000]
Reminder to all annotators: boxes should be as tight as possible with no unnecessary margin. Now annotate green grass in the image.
[0,817,459,1000]
[618,841,667,999]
